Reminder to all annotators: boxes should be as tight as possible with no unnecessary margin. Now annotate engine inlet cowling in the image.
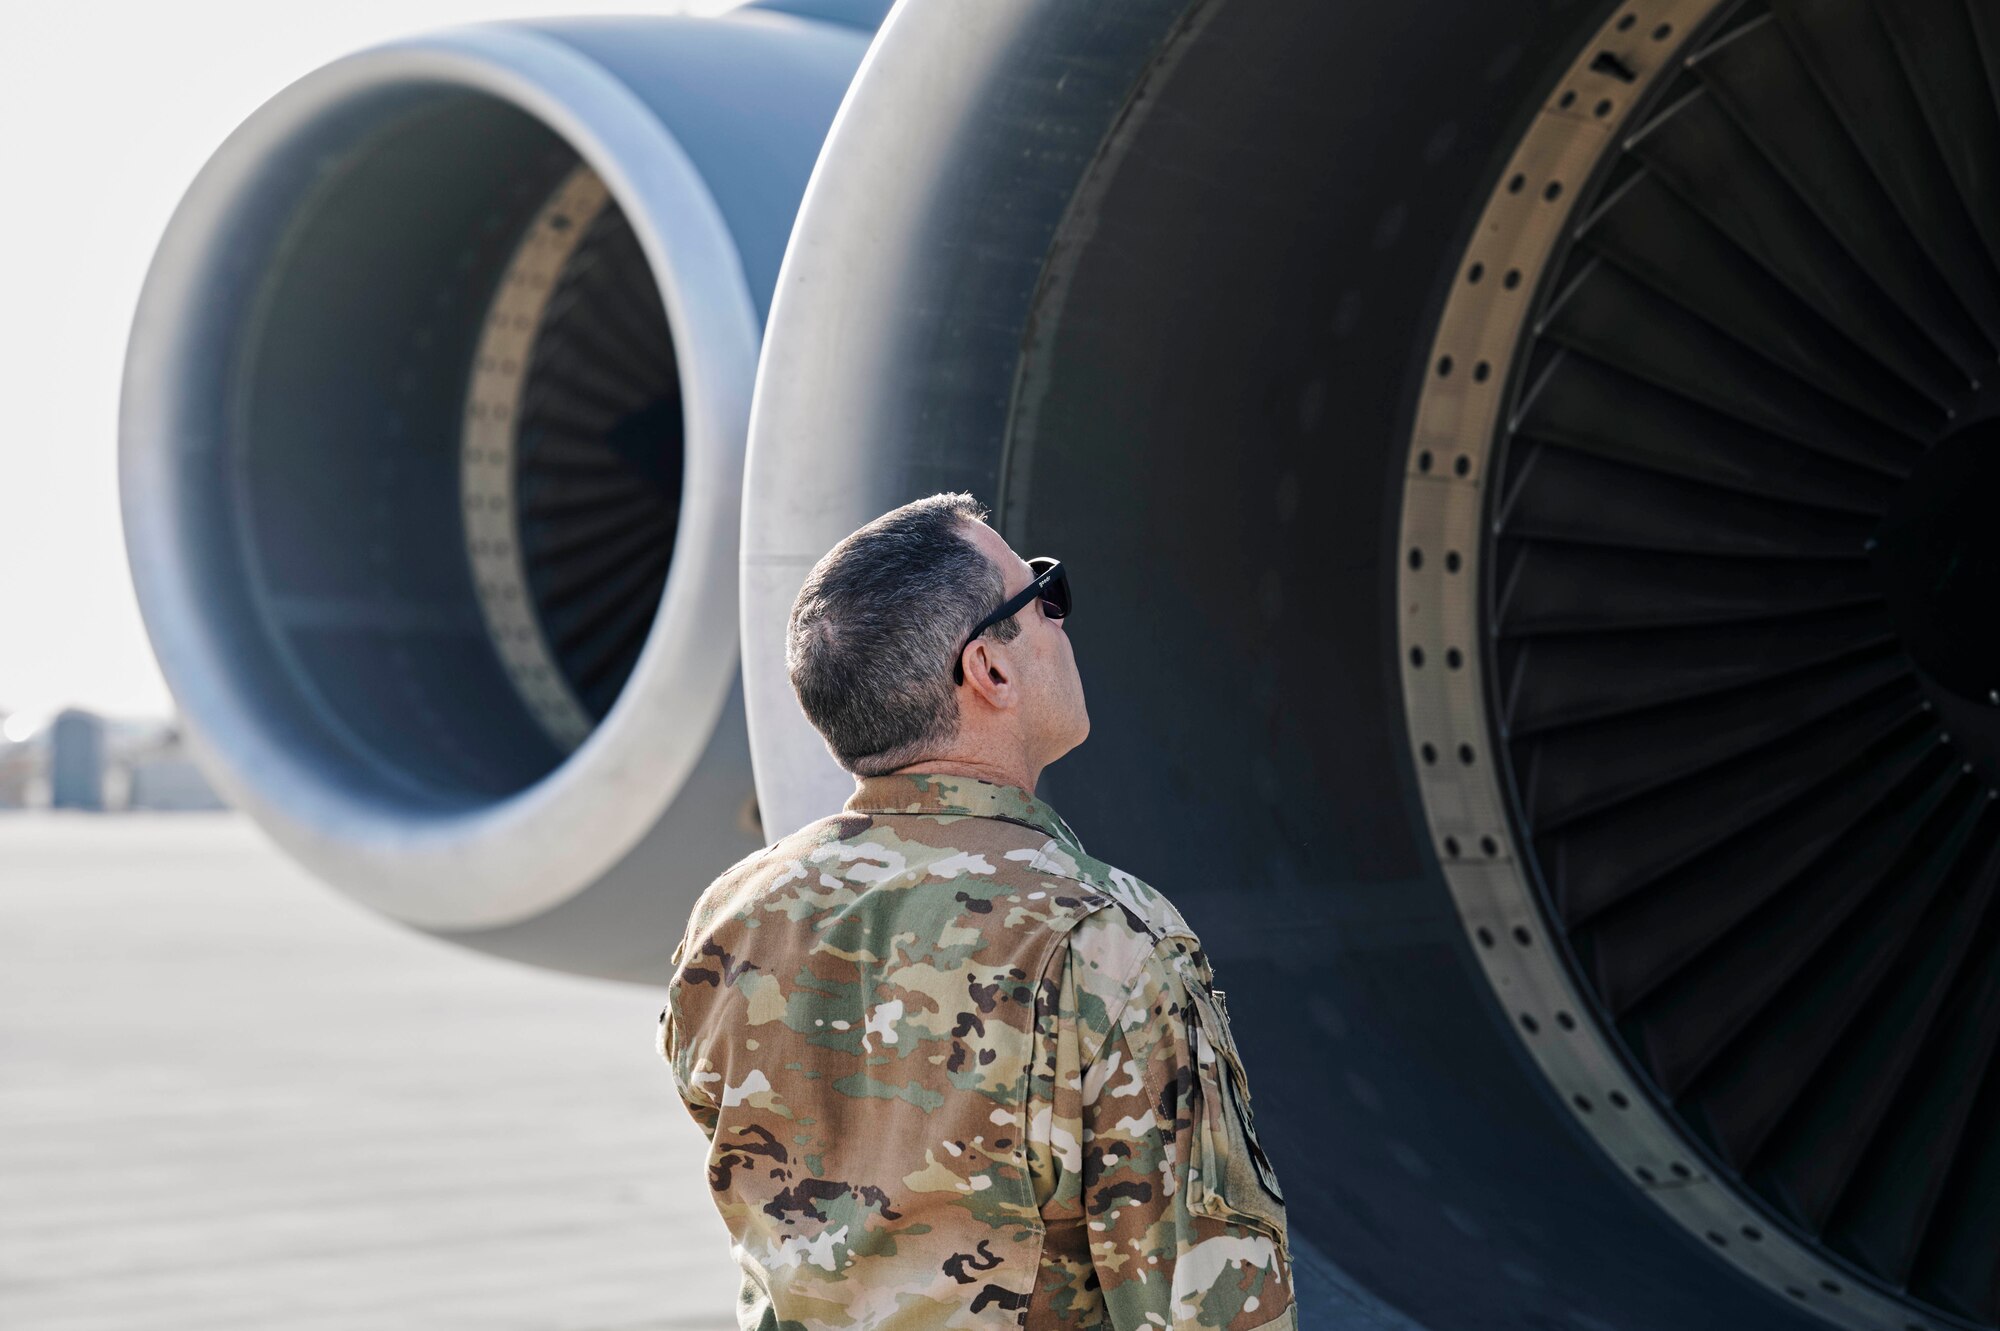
[120,7,876,978]
[742,0,1997,1327]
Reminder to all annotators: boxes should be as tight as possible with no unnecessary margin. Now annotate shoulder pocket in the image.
[1179,965,1288,1236]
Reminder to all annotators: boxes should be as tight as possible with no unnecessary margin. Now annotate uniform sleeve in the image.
[1067,930,1296,1330]
[658,935,719,1140]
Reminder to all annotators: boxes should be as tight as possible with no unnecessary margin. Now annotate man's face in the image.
[958,520,1089,760]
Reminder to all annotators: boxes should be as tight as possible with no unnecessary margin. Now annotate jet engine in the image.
[120,2,879,979]
[740,0,2000,1328]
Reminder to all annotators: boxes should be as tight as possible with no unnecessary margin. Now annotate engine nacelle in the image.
[121,4,878,980]
[741,0,2000,1328]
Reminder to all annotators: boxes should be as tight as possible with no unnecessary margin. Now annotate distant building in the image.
[0,740,34,809]
[126,756,228,811]
[0,708,227,812]
[50,710,107,811]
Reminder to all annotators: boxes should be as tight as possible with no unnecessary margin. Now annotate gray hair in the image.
[786,491,1020,776]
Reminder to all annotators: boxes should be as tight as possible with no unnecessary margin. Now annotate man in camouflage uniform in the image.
[660,492,1294,1329]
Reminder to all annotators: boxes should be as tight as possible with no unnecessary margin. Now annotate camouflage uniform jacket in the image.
[659,771,1295,1330]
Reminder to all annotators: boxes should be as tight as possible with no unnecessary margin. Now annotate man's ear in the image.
[961,639,1015,706]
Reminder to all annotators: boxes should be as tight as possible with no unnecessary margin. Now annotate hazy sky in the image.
[0,0,735,724]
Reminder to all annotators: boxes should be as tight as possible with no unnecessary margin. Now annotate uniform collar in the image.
[843,771,1086,856]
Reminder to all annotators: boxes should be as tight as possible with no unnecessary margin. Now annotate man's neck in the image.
[881,754,1038,795]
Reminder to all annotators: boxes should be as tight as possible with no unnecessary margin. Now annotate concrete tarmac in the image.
[0,812,737,1330]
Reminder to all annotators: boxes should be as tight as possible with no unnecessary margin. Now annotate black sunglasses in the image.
[952,556,1071,684]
